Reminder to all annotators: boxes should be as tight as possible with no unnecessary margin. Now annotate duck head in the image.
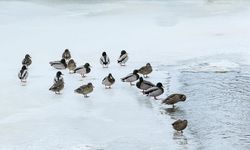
[21,65,27,70]
[87,82,94,88]
[121,50,126,55]
[56,71,63,77]
[133,69,138,74]
[84,63,91,68]
[102,52,107,56]
[180,94,186,101]
[156,82,163,88]
[25,54,31,59]
[60,59,66,64]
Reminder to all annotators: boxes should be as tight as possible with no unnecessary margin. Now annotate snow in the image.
[0,0,250,149]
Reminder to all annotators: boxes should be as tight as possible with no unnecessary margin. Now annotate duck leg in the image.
[154,96,159,100]
[81,74,86,78]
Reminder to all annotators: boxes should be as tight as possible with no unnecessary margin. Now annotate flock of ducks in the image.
[18,49,188,133]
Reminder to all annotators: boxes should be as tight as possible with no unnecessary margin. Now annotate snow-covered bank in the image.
[0,0,250,149]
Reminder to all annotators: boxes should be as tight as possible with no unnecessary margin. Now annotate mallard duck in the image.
[143,82,164,100]
[138,63,152,78]
[53,71,64,83]
[49,78,64,94]
[162,94,186,108]
[67,59,76,73]
[121,69,139,86]
[117,50,128,66]
[100,51,110,68]
[73,63,91,77]
[22,54,32,67]
[136,77,155,92]
[62,49,71,60]
[18,65,28,82]
[74,82,94,98]
[49,59,67,70]
[102,73,115,88]
[172,119,188,133]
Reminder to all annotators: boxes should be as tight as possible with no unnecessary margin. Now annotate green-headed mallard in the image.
[117,50,128,66]
[143,82,164,100]
[74,63,91,78]
[121,69,139,86]
[100,52,110,68]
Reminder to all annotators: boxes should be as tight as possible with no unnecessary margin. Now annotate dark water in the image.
[160,60,250,150]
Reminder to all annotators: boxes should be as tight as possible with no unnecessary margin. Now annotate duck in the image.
[22,54,32,67]
[162,94,186,108]
[143,82,164,100]
[49,59,67,70]
[102,73,115,88]
[138,63,152,78]
[117,50,128,66]
[62,49,71,60]
[136,77,155,92]
[49,78,64,94]
[73,63,91,77]
[53,71,64,83]
[172,119,188,133]
[18,65,28,82]
[100,51,110,68]
[121,69,139,86]
[67,59,76,73]
[74,82,94,98]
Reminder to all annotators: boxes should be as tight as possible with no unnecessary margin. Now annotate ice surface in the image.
[0,0,250,149]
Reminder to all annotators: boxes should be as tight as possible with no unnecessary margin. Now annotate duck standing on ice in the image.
[117,50,128,66]
[100,51,110,68]
[162,94,186,108]
[136,77,155,92]
[121,69,139,86]
[49,71,64,94]
[138,63,152,78]
[49,59,67,70]
[73,63,91,78]
[102,73,115,88]
[74,82,94,98]
[62,49,71,60]
[172,119,188,133]
[67,59,76,73]
[143,82,164,100]
[18,65,28,83]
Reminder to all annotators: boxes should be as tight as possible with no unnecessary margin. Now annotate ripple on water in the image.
[177,65,250,149]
